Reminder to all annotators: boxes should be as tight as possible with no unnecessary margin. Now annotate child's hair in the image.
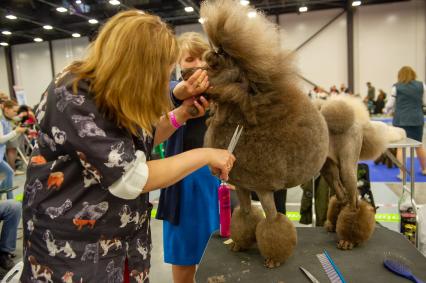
[3,100,18,109]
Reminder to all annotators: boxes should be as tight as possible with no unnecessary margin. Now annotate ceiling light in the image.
[2,31,12,35]
[88,19,98,24]
[198,18,205,24]
[72,33,81,38]
[352,1,361,6]
[109,0,120,5]
[0,42,9,47]
[299,6,308,13]
[248,11,257,18]
[56,7,68,13]
[184,7,194,13]
[76,0,82,3]
[43,25,53,30]
[34,37,43,42]
[5,14,17,20]
[240,0,250,6]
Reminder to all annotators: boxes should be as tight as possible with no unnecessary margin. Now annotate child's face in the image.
[179,51,205,69]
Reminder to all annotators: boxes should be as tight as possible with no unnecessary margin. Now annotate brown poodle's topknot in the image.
[321,100,355,135]
[200,0,294,85]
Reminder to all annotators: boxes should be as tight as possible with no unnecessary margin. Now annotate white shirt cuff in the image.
[108,150,149,200]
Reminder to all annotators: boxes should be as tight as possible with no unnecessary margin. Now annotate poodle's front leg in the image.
[230,187,264,252]
[255,190,297,268]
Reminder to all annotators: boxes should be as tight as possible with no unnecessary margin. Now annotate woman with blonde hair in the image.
[386,66,426,177]
[20,12,235,282]
[156,32,217,283]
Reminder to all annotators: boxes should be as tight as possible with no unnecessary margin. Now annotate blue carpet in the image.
[370,116,426,124]
[363,158,426,182]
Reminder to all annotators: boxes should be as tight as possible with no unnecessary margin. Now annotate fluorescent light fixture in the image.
[248,11,257,18]
[184,7,194,12]
[43,25,53,30]
[198,18,205,24]
[1,31,12,35]
[109,0,120,5]
[299,6,308,13]
[0,42,9,46]
[72,33,81,38]
[76,0,82,3]
[240,0,249,6]
[88,19,98,24]
[352,1,361,6]
[5,14,17,20]
[34,37,43,42]
[56,7,68,13]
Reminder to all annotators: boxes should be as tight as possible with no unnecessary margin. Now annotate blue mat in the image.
[363,158,426,182]
[370,116,426,124]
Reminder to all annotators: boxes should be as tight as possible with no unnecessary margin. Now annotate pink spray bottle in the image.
[219,182,231,238]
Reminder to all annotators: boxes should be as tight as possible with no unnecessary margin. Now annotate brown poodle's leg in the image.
[230,188,264,252]
[255,191,297,268]
[321,158,346,232]
[336,159,376,250]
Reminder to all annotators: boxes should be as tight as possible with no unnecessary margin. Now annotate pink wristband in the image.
[169,111,182,129]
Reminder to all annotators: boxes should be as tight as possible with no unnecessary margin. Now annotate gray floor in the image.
[5,174,426,282]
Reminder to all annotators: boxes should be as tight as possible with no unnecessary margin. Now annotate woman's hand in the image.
[173,69,209,100]
[15,126,27,134]
[207,149,236,181]
[174,96,210,123]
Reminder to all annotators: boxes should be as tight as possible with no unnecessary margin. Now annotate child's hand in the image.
[173,69,209,100]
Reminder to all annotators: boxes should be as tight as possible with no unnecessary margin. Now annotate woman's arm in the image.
[153,96,209,146]
[143,148,232,192]
[108,147,235,199]
[0,123,26,144]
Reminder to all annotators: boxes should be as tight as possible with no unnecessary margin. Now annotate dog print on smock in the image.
[21,73,154,282]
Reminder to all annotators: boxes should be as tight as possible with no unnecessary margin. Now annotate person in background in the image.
[366,82,376,114]
[374,90,386,114]
[0,101,26,199]
[0,200,21,272]
[156,32,219,283]
[385,66,426,177]
[1,101,24,175]
[329,85,339,96]
[339,83,347,94]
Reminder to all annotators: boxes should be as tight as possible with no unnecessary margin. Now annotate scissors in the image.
[300,266,320,283]
[227,125,243,154]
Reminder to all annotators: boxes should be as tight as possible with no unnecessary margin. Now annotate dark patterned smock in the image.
[20,73,153,283]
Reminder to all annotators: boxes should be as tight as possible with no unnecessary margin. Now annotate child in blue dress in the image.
[156,32,219,283]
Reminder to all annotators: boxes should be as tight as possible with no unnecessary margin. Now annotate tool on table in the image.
[384,252,424,283]
[316,250,346,283]
[218,125,243,238]
[299,266,320,283]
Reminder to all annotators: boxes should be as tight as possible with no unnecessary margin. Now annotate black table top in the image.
[195,227,426,283]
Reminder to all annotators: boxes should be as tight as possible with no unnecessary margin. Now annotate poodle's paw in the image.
[337,240,354,250]
[256,213,297,267]
[230,206,264,250]
[336,200,376,248]
[265,258,281,269]
[229,241,242,252]
[324,220,335,232]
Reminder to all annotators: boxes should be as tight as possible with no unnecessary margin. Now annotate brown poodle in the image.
[200,0,405,268]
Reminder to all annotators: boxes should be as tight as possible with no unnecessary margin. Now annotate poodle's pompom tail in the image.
[320,99,355,135]
[359,121,406,160]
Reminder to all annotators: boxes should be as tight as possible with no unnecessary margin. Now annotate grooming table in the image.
[195,227,426,282]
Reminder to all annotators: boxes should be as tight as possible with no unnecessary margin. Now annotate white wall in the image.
[0,47,9,97]
[279,9,348,94]
[354,0,426,97]
[12,42,52,107]
[175,23,204,35]
[52,37,89,74]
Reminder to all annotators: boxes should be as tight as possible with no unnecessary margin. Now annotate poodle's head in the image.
[203,50,250,103]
